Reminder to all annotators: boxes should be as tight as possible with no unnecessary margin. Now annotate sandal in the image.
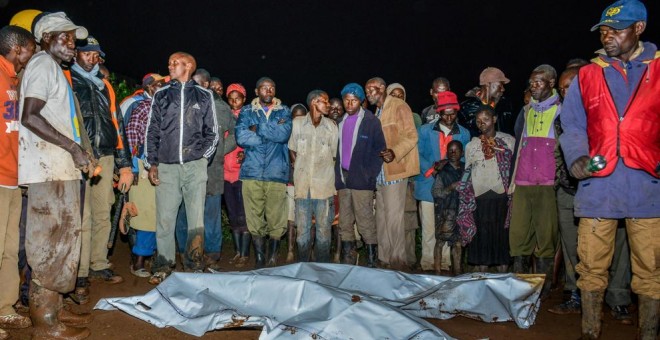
[148,272,168,285]
[130,265,151,278]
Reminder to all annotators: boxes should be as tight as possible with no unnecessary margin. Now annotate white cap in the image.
[33,12,88,43]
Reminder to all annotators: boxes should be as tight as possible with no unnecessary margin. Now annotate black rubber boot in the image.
[512,255,531,274]
[340,241,357,265]
[235,232,252,268]
[536,257,554,299]
[266,238,280,267]
[366,244,378,268]
[252,236,266,269]
[229,231,241,264]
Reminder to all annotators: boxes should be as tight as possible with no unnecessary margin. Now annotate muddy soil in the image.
[7,239,640,340]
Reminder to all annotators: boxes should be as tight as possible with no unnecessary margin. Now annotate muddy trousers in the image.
[0,187,21,316]
[576,217,660,299]
[557,188,631,306]
[153,159,207,273]
[337,189,377,244]
[25,181,81,293]
[295,195,334,263]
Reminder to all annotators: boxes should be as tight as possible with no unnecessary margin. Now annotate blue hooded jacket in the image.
[236,97,292,183]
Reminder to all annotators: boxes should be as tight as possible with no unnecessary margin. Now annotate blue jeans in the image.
[295,196,334,263]
[176,193,223,262]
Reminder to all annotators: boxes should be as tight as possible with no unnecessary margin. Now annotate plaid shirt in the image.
[126,98,151,156]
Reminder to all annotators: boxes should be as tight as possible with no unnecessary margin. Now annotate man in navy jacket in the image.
[335,83,385,266]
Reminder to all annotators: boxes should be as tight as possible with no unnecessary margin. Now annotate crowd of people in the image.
[0,0,658,339]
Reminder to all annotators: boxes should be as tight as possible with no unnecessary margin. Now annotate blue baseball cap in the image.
[76,36,106,58]
[591,0,647,31]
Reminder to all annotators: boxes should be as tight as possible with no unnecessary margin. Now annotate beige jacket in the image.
[379,96,420,182]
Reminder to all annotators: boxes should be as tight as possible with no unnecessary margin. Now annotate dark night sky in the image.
[1,0,659,112]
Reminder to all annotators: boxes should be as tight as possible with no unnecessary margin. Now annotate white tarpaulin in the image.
[95,263,543,339]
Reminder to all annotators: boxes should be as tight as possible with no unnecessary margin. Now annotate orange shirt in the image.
[0,56,19,186]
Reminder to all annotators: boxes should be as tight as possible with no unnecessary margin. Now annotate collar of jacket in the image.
[169,79,196,89]
[249,97,283,111]
[592,41,659,67]
[529,89,561,112]
[432,120,461,135]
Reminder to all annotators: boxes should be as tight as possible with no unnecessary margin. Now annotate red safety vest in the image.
[578,55,660,178]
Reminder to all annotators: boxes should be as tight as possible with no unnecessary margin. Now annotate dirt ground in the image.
[6,239,641,340]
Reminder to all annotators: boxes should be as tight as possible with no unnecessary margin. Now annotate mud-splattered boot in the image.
[30,282,90,340]
[451,244,463,275]
[637,295,659,340]
[580,290,604,339]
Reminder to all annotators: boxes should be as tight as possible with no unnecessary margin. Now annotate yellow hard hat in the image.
[10,9,42,32]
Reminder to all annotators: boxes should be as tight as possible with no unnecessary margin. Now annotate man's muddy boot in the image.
[512,255,531,274]
[331,225,341,263]
[637,295,659,340]
[580,290,604,339]
[58,301,93,326]
[266,238,280,267]
[535,257,554,299]
[235,232,251,268]
[340,241,357,265]
[228,231,241,264]
[30,282,90,340]
[252,236,266,269]
[285,223,295,263]
[433,242,443,274]
[451,244,463,275]
[366,244,378,268]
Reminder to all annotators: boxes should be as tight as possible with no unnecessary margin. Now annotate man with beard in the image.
[19,12,92,339]
[236,77,292,268]
[560,1,659,338]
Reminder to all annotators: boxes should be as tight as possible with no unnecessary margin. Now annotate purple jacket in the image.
[560,41,660,218]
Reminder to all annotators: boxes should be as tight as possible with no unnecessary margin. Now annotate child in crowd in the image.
[458,106,515,273]
[431,140,465,275]
[224,84,250,267]
[285,104,308,262]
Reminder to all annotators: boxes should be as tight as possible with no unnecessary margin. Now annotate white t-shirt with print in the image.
[19,51,81,185]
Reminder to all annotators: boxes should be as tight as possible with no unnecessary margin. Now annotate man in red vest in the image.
[560,0,660,338]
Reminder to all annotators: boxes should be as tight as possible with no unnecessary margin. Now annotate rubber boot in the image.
[228,231,241,264]
[266,238,280,267]
[366,244,378,268]
[236,232,251,268]
[252,236,266,269]
[331,225,341,263]
[535,257,554,299]
[637,295,659,340]
[286,223,295,263]
[58,303,93,326]
[451,244,463,275]
[433,242,443,274]
[340,241,357,265]
[30,282,90,340]
[512,255,531,274]
[580,290,604,339]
